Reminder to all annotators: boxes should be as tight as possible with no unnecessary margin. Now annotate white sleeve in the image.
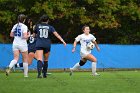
[75,35,81,42]
[91,34,96,42]
[11,25,16,32]
[22,25,28,33]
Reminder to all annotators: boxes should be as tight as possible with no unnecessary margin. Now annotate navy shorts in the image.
[36,47,50,53]
[28,45,36,53]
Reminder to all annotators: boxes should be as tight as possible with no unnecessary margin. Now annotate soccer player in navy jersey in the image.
[34,14,66,78]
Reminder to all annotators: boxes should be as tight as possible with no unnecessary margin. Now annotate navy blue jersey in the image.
[34,23,56,48]
[28,35,36,53]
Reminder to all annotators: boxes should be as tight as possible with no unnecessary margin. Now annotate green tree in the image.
[0,0,140,44]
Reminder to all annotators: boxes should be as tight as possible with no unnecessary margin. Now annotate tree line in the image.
[0,0,140,44]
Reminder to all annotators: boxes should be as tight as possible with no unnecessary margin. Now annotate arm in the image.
[72,35,80,53]
[22,25,29,39]
[32,33,36,37]
[23,32,28,39]
[27,31,31,37]
[72,40,77,53]
[10,25,15,38]
[93,41,100,52]
[10,31,14,37]
[53,31,66,46]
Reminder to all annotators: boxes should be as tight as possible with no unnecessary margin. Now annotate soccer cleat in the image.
[92,73,100,76]
[24,75,28,78]
[47,73,52,75]
[69,68,73,76]
[43,75,47,78]
[43,73,47,78]
[37,75,42,78]
[12,65,16,72]
[6,68,11,76]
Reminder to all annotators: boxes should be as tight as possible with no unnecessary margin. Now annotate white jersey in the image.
[75,33,96,57]
[11,22,28,46]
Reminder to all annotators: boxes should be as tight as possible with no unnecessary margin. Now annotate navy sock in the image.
[15,63,23,68]
[15,64,17,68]
[37,60,43,76]
[19,63,23,67]
[43,61,48,77]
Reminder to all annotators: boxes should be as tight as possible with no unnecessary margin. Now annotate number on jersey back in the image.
[14,25,21,37]
[39,28,48,38]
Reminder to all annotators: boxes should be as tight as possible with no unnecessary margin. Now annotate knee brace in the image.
[79,60,86,66]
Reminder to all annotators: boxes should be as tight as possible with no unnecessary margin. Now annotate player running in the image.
[34,14,66,78]
[14,34,37,68]
[70,25,100,76]
[6,14,29,77]
[14,18,37,68]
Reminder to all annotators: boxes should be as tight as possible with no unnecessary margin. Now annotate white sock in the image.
[71,62,80,71]
[92,62,96,75]
[23,62,28,76]
[9,60,17,69]
[16,63,20,67]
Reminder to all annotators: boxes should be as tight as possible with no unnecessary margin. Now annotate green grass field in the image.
[0,71,140,93]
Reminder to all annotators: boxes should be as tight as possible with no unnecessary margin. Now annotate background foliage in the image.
[0,0,140,44]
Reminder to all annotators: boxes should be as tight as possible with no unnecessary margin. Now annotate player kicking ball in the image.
[70,25,100,76]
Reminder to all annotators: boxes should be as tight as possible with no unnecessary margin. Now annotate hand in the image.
[27,32,31,37]
[63,42,67,46]
[72,47,75,53]
[97,47,100,52]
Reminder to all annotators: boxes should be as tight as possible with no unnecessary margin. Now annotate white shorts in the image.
[80,51,91,58]
[12,45,28,52]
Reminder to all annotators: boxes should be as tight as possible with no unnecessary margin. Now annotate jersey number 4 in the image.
[39,29,48,38]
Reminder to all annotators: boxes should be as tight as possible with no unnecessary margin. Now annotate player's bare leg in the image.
[28,52,35,65]
[85,54,100,76]
[14,52,36,68]
[70,58,87,76]
[6,50,19,76]
[43,52,50,78]
[21,51,28,77]
[36,50,43,78]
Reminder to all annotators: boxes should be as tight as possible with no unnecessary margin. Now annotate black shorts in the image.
[28,45,36,53]
[36,47,50,53]
[28,48,36,53]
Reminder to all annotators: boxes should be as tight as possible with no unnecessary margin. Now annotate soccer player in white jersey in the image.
[70,25,100,76]
[6,14,29,77]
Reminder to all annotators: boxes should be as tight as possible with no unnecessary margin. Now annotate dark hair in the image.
[82,25,89,31]
[25,18,33,32]
[40,14,49,22]
[18,14,26,23]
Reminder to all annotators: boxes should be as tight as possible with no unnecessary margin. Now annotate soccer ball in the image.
[87,42,95,50]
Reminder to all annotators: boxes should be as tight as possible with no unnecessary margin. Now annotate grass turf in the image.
[0,71,140,93]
